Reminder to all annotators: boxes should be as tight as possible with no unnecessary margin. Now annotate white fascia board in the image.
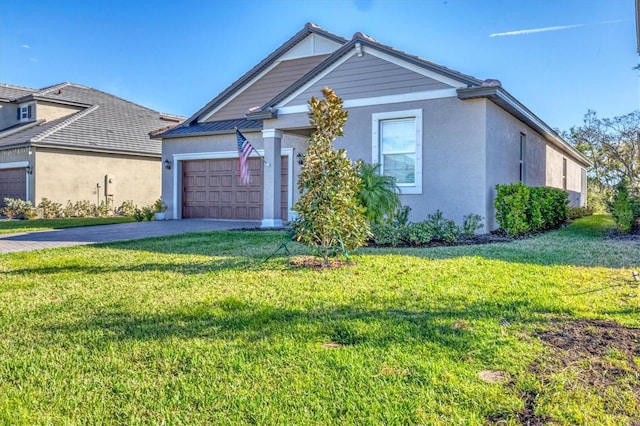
[199,61,281,123]
[0,161,29,170]
[275,49,358,109]
[278,88,457,115]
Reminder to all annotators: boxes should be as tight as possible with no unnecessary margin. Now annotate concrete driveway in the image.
[0,220,261,254]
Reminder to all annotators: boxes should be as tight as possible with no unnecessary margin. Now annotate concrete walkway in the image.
[0,220,261,254]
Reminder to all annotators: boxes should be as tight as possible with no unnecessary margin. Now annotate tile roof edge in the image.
[30,105,99,143]
[0,119,46,139]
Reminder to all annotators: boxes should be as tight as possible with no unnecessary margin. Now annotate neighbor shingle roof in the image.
[0,82,184,156]
[0,84,36,101]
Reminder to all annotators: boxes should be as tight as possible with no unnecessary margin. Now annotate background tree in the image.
[567,110,640,210]
[293,88,369,266]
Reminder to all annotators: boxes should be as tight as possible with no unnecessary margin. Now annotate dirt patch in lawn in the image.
[488,320,640,425]
[289,255,353,269]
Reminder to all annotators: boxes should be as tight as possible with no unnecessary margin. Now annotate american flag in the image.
[236,129,256,186]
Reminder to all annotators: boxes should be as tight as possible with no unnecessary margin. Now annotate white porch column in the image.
[261,129,283,227]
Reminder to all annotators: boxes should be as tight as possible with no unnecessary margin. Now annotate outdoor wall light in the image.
[164,159,171,170]
[296,153,304,165]
[25,165,32,175]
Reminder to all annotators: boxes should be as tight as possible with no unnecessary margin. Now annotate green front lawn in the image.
[0,216,135,234]
[0,215,638,424]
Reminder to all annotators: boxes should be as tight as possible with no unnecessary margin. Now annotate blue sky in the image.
[0,0,636,132]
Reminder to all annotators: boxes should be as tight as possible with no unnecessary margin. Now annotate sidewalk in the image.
[0,220,261,254]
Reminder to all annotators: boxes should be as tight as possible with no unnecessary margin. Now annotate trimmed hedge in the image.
[494,183,569,236]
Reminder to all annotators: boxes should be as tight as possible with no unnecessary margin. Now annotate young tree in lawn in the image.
[293,88,369,266]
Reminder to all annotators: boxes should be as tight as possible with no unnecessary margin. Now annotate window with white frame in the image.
[372,109,422,194]
[17,103,34,122]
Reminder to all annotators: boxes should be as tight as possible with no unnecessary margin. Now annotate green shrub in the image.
[606,179,639,233]
[495,183,569,235]
[369,209,462,246]
[97,201,112,217]
[2,198,37,220]
[133,208,145,222]
[425,210,460,242]
[116,200,136,217]
[370,223,404,246]
[462,214,484,237]
[142,206,155,221]
[153,198,167,214]
[404,221,434,245]
[38,198,63,219]
[495,183,530,235]
[567,206,594,220]
[62,200,97,218]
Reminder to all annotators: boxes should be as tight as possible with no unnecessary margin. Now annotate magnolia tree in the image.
[292,88,369,266]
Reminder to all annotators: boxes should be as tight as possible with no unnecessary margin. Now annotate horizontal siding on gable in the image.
[286,55,453,105]
[207,55,329,122]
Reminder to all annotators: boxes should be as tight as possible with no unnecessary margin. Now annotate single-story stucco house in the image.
[0,82,183,209]
[154,23,590,230]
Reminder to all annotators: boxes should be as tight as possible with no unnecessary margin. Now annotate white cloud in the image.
[20,44,31,49]
[490,24,584,37]
[489,19,624,38]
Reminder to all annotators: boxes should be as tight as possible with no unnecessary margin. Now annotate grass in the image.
[0,214,638,424]
[0,216,135,234]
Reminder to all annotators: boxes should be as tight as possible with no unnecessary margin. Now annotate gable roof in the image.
[157,24,483,139]
[254,32,483,115]
[0,82,184,156]
[182,23,347,127]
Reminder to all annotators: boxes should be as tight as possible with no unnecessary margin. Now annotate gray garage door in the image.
[182,157,288,220]
[0,168,26,207]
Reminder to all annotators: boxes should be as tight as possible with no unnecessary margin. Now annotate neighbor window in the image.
[17,104,33,122]
[519,133,526,183]
[562,158,567,190]
[372,109,422,194]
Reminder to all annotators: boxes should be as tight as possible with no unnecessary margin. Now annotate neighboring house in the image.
[0,82,183,209]
[155,23,590,230]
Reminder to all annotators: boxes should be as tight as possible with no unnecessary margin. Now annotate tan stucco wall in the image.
[33,149,161,208]
[36,101,83,122]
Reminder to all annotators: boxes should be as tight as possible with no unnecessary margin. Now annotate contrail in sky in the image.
[489,19,623,37]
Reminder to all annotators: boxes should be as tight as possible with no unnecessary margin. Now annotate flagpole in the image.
[235,127,270,166]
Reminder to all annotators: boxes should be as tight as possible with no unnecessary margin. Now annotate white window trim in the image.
[18,103,34,122]
[372,109,422,195]
[170,148,294,220]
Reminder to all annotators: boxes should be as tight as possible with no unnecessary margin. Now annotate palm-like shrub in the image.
[357,162,401,225]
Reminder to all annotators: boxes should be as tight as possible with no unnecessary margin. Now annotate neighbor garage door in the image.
[0,168,26,207]
[182,157,288,220]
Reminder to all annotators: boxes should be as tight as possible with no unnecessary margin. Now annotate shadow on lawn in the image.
[42,297,556,358]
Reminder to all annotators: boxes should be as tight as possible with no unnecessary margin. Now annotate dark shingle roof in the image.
[0,82,184,156]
